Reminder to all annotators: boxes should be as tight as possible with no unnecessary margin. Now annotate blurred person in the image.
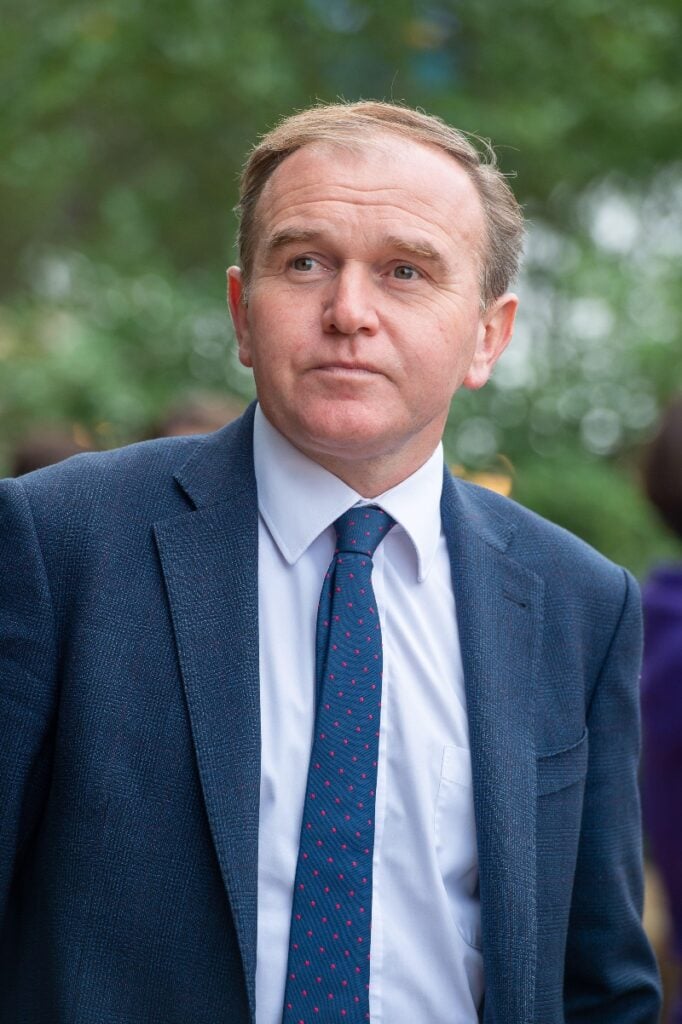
[10,425,92,476]
[641,395,682,1024]
[0,101,660,1023]
[147,391,247,438]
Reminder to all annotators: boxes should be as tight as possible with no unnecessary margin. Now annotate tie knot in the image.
[334,505,395,557]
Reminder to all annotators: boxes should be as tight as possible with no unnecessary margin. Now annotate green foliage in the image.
[1,0,681,573]
[511,453,682,579]
[0,253,250,463]
[2,0,681,288]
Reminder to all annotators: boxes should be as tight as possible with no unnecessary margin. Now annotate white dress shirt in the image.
[253,405,483,1023]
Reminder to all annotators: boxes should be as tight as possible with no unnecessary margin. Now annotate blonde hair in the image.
[236,100,524,308]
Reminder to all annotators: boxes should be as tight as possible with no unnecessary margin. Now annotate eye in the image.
[392,264,421,281]
[291,256,317,272]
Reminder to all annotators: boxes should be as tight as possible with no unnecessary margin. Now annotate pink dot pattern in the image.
[282,506,395,1024]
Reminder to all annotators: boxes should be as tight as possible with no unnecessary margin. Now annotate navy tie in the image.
[282,505,396,1024]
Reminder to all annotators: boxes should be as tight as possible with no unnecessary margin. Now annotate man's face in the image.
[228,134,517,490]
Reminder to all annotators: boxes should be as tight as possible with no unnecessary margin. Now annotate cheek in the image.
[247,323,305,389]
[253,306,321,367]
[409,327,474,388]
[409,350,474,415]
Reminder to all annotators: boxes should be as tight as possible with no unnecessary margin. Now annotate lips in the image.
[313,362,380,374]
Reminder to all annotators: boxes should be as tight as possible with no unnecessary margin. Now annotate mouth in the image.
[312,362,381,376]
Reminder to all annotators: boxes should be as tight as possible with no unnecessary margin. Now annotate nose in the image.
[321,265,379,336]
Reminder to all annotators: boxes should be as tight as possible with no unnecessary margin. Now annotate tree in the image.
[1,0,681,570]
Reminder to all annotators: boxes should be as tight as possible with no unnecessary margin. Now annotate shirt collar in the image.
[253,404,443,582]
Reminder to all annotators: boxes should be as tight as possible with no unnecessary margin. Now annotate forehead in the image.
[253,134,486,258]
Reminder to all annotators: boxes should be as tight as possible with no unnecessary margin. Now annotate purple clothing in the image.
[641,565,682,1022]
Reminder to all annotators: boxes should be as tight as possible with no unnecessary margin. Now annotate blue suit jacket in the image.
[0,407,660,1022]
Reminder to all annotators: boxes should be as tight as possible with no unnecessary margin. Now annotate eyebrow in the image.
[263,227,450,273]
[382,235,450,273]
[263,227,321,257]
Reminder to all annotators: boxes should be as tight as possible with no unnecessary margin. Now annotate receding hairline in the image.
[236,100,525,307]
[250,131,490,273]
[256,127,482,192]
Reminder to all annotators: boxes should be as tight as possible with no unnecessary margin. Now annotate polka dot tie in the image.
[282,505,396,1024]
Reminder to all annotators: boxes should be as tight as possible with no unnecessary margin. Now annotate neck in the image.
[296,445,438,498]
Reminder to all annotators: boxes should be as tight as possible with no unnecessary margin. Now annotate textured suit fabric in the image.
[0,405,660,1023]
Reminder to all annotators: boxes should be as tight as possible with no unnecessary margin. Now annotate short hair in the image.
[235,100,524,309]
[642,396,682,540]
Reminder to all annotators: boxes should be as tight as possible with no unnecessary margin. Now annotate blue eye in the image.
[393,264,420,280]
[292,256,316,272]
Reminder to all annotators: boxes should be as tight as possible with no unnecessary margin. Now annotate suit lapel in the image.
[151,417,544,1022]
[153,409,260,1022]
[442,472,544,1024]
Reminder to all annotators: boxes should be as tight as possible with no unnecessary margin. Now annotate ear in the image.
[227,266,253,368]
[462,292,518,391]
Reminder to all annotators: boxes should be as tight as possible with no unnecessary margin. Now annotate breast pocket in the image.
[434,744,481,950]
[536,728,589,797]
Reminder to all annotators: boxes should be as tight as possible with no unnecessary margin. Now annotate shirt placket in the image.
[368,537,390,1024]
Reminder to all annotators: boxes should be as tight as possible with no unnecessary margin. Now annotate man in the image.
[0,102,660,1022]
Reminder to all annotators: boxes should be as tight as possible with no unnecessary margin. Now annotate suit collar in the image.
[155,404,261,1022]
[442,470,543,1024]
[173,400,258,510]
[156,419,543,1024]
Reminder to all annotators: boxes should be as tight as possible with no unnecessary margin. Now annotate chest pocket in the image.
[537,728,589,796]
[434,744,481,950]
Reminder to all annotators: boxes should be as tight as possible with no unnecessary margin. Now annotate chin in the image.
[301,424,406,469]
[299,403,387,445]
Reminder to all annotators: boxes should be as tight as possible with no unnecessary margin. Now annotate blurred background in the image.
[1,0,681,1011]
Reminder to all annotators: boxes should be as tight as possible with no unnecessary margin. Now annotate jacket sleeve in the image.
[0,477,58,925]
[564,568,661,1023]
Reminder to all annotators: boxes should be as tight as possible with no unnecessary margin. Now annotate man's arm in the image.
[0,477,58,924]
[564,568,661,1022]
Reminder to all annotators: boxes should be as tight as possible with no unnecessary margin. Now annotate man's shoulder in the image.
[10,407,255,517]
[449,473,631,593]
[448,476,640,681]
[3,408,256,549]
[12,433,202,515]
